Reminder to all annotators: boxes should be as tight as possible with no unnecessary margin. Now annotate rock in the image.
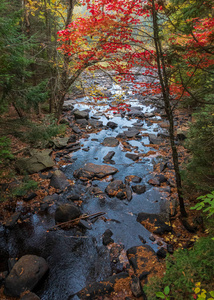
[74,109,89,120]
[132,185,146,194]
[75,273,129,300]
[157,247,167,258]
[103,229,114,245]
[78,220,92,230]
[76,119,88,127]
[107,121,118,129]
[167,244,174,254]
[8,258,18,272]
[59,118,70,125]
[148,134,163,145]
[105,180,126,199]
[127,107,144,118]
[23,192,37,202]
[52,137,69,149]
[137,212,172,235]
[138,235,146,244]
[63,104,74,111]
[5,212,21,228]
[72,126,81,134]
[126,185,132,201]
[4,255,48,297]
[127,245,159,278]
[68,135,76,143]
[49,170,70,190]
[67,194,80,201]
[148,174,167,186]
[0,271,8,285]
[125,175,142,183]
[144,112,155,118]
[103,151,115,161]
[74,163,118,181]
[149,235,155,242]
[131,276,143,298]
[125,153,140,161]
[20,292,41,300]
[16,150,54,174]
[123,128,140,138]
[102,137,119,147]
[55,204,81,223]
[177,126,188,140]
[88,119,103,128]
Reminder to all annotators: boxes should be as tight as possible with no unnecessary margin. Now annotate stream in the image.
[0,77,170,299]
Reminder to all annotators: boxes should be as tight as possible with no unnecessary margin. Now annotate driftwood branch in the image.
[48,211,106,230]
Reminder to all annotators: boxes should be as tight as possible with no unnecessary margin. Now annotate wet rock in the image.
[52,137,69,149]
[103,229,114,245]
[82,147,90,152]
[102,137,119,147]
[74,163,118,181]
[148,134,163,145]
[138,235,146,244]
[72,126,81,134]
[88,186,104,196]
[74,109,89,120]
[55,204,81,223]
[68,135,76,143]
[8,258,18,272]
[20,292,40,300]
[107,121,118,129]
[125,185,132,201]
[42,193,59,203]
[49,170,70,190]
[125,175,142,183]
[124,128,140,138]
[67,193,80,201]
[125,153,140,161]
[103,151,115,162]
[132,185,146,194]
[149,235,155,242]
[131,276,143,298]
[157,247,167,258]
[5,212,21,228]
[89,119,103,128]
[0,271,8,285]
[78,220,92,230]
[75,272,129,300]
[63,104,74,111]
[59,118,70,125]
[144,112,155,118]
[23,192,37,202]
[127,107,144,118]
[148,174,167,186]
[105,180,126,199]
[4,255,48,297]
[76,119,88,127]
[127,245,159,277]
[177,126,188,140]
[137,212,172,235]
[16,149,54,174]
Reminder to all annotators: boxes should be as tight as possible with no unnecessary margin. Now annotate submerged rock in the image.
[4,255,48,297]
[74,163,118,181]
[132,185,146,194]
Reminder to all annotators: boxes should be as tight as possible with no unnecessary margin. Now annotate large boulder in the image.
[74,109,89,120]
[74,163,118,181]
[4,255,48,297]
[52,137,69,149]
[20,292,40,300]
[55,203,81,223]
[102,137,119,147]
[49,170,70,190]
[16,149,54,174]
[106,121,118,129]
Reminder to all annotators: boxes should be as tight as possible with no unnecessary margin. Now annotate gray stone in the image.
[105,180,126,199]
[148,134,163,145]
[76,119,88,127]
[125,175,142,183]
[16,149,54,174]
[131,276,143,298]
[4,255,48,297]
[88,119,103,128]
[49,170,70,190]
[102,137,119,147]
[72,126,81,134]
[74,109,89,120]
[124,129,140,138]
[55,204,81,223]
[103,151,115,161]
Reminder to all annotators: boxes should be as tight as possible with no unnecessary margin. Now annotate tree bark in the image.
[151,0,187,217]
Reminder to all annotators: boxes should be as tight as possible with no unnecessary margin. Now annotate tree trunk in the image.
[151,0,187,217]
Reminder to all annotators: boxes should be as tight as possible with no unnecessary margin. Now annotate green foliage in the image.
[191,192,214,218]
[0,137,13,164]
[156,286,170,299]
[144,237,214,300]
[18,115,66,147]
[12,176,38,197]
[183,105,214,191]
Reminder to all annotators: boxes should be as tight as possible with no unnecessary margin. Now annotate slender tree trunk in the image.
[151,0,187,217]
